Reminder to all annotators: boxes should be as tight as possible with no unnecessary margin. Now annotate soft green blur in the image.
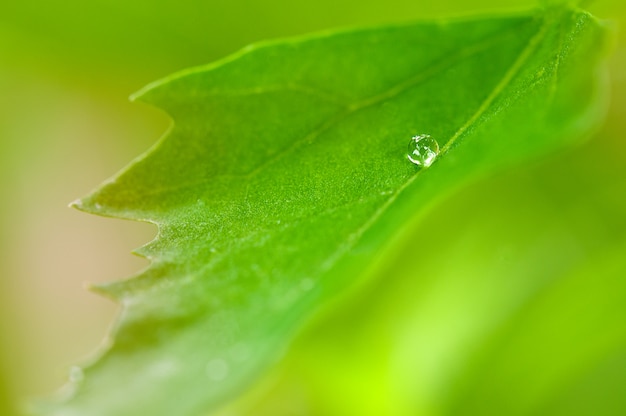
[1,0,624,414]
[234,127,626,415]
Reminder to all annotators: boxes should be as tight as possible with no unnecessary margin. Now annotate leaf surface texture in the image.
[47,7,610,415]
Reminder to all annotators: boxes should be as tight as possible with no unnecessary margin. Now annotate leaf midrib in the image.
[120,17,538,202]
[148,15,551,302]
[319,15,551,272]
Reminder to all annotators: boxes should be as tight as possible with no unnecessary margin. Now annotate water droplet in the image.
[206,359,229,381]
[407,134,439,167]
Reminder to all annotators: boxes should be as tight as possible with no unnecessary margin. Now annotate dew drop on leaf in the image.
[407,134,439,167]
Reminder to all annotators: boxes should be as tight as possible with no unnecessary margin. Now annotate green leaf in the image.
[44,6,610,416]
[235,144,626,415]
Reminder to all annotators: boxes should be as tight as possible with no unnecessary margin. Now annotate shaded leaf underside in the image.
[48,7,608,416]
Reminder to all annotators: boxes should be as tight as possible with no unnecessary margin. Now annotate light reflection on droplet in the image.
[407,134,439,167]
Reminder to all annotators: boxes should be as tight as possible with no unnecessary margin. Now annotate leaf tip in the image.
[68,198,83,210]
[129,75,175,106]
[69,194,108,216]
[87,281,123,301]
[129,82,156,105]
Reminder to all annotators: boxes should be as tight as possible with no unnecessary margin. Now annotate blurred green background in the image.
[1,0,624,414]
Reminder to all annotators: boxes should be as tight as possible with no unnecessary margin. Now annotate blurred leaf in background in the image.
[0,0,625,414]
[233,136,626,415]
[40,6,613,415]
